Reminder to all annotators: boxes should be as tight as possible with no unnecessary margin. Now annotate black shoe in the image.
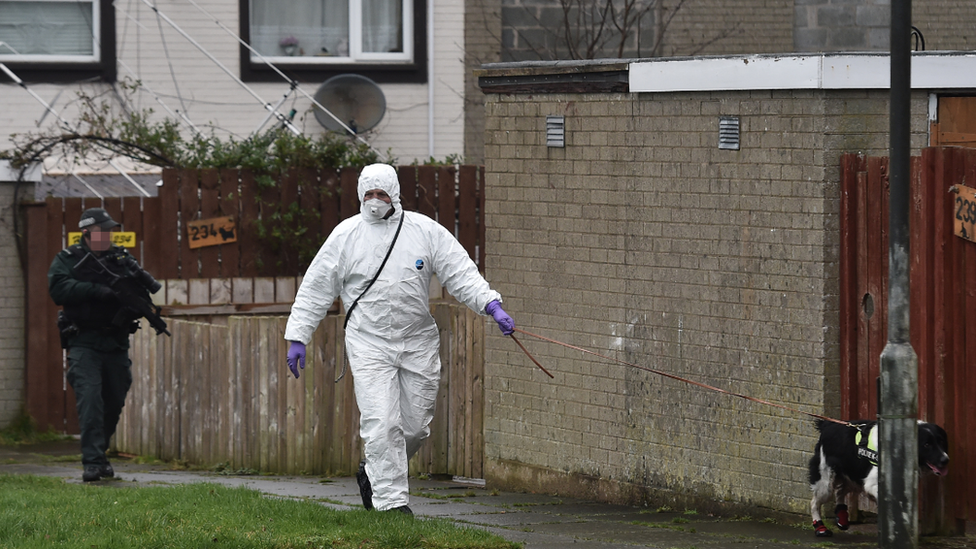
[100,463,115,478]
[82,465,102,482]
[356,460,373,510]
[387,505,413,515]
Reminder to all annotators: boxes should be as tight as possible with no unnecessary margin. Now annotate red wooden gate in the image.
[840,147,976,527]
[23,165,486,434]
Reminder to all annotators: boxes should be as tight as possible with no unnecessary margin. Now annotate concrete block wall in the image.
[912,2,976,52]
[658,0,794,57]
[500,0,976,62]
[465,0,502,164]
[0,167,35,427]
[792,0,976,53]
[481,88,928,514]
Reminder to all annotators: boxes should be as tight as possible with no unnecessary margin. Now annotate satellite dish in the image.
[313,74,386,134]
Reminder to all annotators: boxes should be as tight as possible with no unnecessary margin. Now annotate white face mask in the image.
[364,198,392,220]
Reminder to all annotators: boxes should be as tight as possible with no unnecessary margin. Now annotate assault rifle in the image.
[74,252,171,336]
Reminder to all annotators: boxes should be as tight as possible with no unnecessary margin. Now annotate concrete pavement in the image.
[1,440,971,549]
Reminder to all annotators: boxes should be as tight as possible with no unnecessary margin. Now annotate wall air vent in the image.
[546,115,565,148]
[719,116,740,150]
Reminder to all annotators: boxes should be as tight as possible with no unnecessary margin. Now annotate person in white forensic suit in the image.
[284,163,514,515]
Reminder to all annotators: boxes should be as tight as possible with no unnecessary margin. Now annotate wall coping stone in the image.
[477,51,976,94]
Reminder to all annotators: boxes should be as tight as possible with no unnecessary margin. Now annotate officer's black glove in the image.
[92,284,118,302]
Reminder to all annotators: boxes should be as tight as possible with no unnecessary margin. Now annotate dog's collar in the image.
[855,425,879,465]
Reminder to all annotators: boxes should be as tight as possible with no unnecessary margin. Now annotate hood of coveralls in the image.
[358,164,401,222]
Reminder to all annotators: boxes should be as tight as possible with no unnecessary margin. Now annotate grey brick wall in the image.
[0,176,31,427]
[500,0,976,62]
[481,86,928,514]
[913,2,976,52]
[658,0,794,56]
[465,0,503,164]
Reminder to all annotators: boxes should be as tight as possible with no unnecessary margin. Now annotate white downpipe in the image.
[427,0,434,158]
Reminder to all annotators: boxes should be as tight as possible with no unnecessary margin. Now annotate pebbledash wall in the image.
[476,52,976,515]
[0,162,39,427]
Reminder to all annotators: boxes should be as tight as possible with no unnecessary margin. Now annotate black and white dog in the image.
[808,419,949,537]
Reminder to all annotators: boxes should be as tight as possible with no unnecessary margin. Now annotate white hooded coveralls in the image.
[284,164,501,511]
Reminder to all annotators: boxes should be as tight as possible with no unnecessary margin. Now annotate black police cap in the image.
[78,208,121,230]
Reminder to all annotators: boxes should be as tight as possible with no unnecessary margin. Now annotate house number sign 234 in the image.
[953,184,976,243]
[187,216,237,249]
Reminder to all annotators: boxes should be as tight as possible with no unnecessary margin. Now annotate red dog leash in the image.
[509,327,851,427]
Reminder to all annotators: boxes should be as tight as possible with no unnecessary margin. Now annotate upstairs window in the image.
[0,0,115,82]
[0,0,99,61]
[241,0,425,84]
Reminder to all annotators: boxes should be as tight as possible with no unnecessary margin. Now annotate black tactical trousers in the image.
[66,346,133,466]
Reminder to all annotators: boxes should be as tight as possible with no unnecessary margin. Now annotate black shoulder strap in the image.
[66,244,87,258]
[343,211,405,330]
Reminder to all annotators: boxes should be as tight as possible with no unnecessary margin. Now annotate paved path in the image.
[1,441,970,549]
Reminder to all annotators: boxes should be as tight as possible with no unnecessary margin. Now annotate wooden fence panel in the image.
[319,168,341,239]
[117,303,483,477]
[218,169,241,278]
[399,166,418,212]
[199,169,221,279]
[458,165,478,262]
[841,147,976,527]
[417,166,438,219]
[437,166,455,233]
[24,202,55,431]
[340,167,359,219]
[23,165,486,444]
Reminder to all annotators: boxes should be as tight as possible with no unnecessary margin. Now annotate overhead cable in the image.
[151,0,191,115]
[137,0,302,136]
[0,63,153,198]
[117,58,204,137]
[179,0,380,153]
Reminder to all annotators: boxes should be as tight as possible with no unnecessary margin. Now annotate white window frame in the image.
[249,0,413,65]
[0,0,101,64]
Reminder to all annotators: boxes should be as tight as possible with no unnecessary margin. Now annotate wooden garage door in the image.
[931,96,976,147]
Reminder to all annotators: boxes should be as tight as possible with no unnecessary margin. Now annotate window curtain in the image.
[250,0,348,57]
[0,1,94,56]
[362,0,401,53]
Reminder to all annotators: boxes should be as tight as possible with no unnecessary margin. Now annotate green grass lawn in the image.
[0,475,521,549]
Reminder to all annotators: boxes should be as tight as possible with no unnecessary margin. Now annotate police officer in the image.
[47,208,147,481]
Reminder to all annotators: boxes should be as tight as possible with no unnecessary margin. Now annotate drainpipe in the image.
[878,0,918,548]
[427,0,435,158]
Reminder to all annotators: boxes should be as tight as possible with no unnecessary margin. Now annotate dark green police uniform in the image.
[48,241,138,478]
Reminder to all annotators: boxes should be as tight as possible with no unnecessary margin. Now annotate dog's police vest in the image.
[855,425,879,465]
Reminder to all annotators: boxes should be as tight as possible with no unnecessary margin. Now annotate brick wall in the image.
[480,84,928,514]
[500,0,976,61]
[793,0,976,52]
[913,2,976,51]
[658,0,794,56]
[0,164,36,427]
[465,0,503,164]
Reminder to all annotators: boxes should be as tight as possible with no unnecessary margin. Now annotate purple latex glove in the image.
[287,341,306,378]
[485,300,515,335]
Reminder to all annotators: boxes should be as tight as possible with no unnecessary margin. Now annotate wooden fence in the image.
[23,165,486,438]
[840,147,976,529]
[115,303,485,478]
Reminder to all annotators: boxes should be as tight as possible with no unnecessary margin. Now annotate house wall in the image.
[795,1,976,52]
[0,0,468,165]
[912,1,976,52]
[0,162,38,427]
[657,0,794,56]
[500,0,976,62]
[464,0,503,164]
[480,84,928,514]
